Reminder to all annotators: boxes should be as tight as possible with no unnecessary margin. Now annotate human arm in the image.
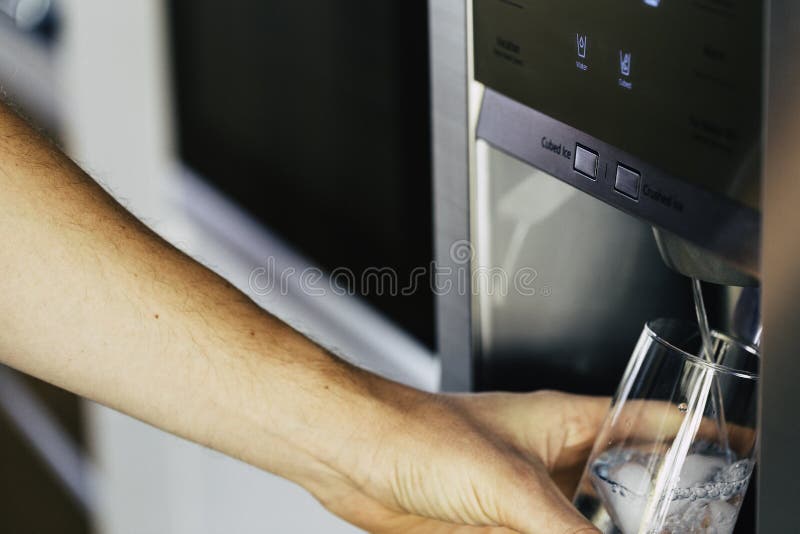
[0,101,605,533]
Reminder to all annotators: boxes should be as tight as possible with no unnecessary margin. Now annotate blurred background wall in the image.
[0,1,440,532]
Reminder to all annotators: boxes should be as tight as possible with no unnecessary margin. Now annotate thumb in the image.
[501,461,600,534]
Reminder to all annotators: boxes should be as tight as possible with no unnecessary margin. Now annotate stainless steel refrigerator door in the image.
[760,0,800,530]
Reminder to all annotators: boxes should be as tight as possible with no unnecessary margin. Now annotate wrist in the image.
[257,348,419,490]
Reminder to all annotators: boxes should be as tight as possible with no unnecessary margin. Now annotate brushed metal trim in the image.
[430,0,473,392]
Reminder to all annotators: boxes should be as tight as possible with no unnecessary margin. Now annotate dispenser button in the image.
[615,164,641,200]
[574,145,598,179]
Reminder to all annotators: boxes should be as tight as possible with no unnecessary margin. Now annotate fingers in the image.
[444,391,611,501]
[319,482,519,534]
[498,457,600,534]
[377,514,520,534]
[446,392,611,466]
[320,480,518,534]
[314,391,604,534]
[606,399,756,455]
[545,392,611,465]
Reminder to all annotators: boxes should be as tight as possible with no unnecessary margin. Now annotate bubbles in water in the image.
[587,445,752,534]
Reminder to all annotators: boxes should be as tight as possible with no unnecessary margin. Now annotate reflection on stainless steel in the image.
[731,287,762,349]
[472,143,694,393]
[654,230,759,287]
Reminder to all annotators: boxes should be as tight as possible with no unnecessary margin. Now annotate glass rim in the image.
[644,319,760,380]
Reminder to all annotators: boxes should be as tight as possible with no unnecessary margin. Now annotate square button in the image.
[615,164,641,200]
[574,145,598,179]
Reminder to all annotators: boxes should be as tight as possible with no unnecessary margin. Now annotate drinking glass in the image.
[573,318,760,534]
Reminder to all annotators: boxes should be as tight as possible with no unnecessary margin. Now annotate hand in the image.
[299,386,610,534]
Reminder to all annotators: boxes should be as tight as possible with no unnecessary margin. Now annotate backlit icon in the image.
[644,0,661,6]
[619,51,632,76]
[576,34,588,59]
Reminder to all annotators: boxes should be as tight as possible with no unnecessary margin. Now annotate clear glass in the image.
[573,319,760,534]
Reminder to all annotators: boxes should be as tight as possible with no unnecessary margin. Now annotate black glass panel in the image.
[169,1,435,348]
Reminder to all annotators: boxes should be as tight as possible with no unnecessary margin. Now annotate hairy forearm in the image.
[0,102,610,534]
[0,102,399,487]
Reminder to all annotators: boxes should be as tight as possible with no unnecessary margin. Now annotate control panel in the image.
[473,0,763,274]
[477,89,759,274]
